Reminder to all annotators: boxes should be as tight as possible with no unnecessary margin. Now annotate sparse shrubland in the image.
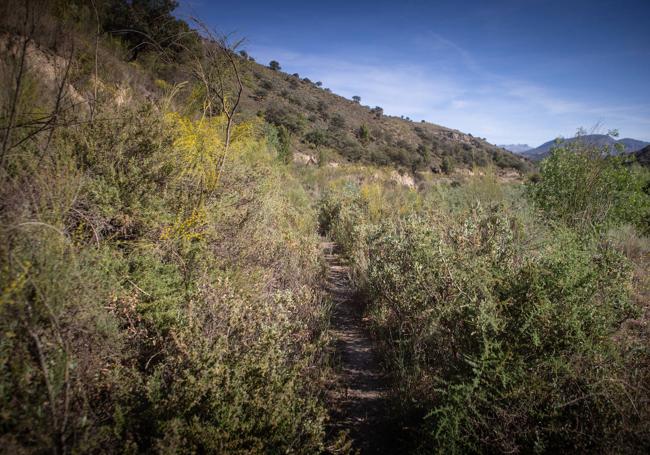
[1,0,649,453]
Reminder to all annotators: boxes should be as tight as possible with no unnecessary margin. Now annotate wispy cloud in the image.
[250,44,464,115]
[248,36,650,146]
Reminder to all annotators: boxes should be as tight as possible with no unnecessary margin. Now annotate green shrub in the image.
[317,179,647,453]
[305,129,328,148]
[358,209,640,452]
[441,156,454,174]
[356,124,370,143]
[275,125,292,164]
[527,140,650,233]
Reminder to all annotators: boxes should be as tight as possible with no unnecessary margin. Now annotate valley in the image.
[0,1,649,454]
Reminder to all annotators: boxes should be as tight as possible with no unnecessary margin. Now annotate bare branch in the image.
[187,19,246,185]
[1,2,33,167]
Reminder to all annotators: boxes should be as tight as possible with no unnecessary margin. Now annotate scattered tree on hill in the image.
[239,50,248,58]
[305,129,327,149]
[352,95,361,103]
[269,60,281,71]
[357,124,370,143]
[316,81,323,87]
[441,156,454,174]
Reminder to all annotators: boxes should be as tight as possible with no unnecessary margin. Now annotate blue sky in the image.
[178,0,650,146]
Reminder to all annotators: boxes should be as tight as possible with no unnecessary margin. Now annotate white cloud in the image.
[450,99,469,109]
[247,40,650,146]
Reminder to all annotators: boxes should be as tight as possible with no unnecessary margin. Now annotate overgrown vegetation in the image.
[0,2,330,452]
[1,0,649,453]
[319,146,650,452]
[527,136,650,233]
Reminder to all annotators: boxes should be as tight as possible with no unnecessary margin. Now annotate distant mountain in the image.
[499,144,532,153]
[520,134,650,161]
[635,145,650,167]
[619,138,650,152]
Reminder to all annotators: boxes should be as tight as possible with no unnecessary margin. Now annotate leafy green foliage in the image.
[305,129,327,148]
[356,124,370,143]
[440,155,454,174]
[265,105,306,135]
[92,0,199,61]
[328,113,346,132]
[361,213,636,452]
[276,125,292,164]
[527,140,650,232]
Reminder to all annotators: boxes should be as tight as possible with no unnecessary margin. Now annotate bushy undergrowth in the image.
[527,140,650,233]
[319,172,650,453]
[2,1,649,452]
[0,88,329,452]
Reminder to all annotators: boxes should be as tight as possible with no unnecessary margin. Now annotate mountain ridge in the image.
[499,144,533,153]
[517,134,649,160]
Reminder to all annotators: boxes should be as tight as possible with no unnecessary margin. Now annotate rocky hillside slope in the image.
[0,0,529,176]
[234,57,530,173]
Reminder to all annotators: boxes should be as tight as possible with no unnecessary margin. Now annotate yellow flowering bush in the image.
[160,207,208,242]
[165,113,265,191]
[165,112,226,190]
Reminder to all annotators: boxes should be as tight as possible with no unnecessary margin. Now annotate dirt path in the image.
[322,242,394,454]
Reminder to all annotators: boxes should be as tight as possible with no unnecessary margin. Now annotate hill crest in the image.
[519,134,649,160]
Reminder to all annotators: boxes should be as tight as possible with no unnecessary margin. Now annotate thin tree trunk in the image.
[1,34,30,167]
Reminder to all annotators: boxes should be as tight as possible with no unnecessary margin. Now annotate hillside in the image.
[635,145,650,166]
[1,1,649,454]
[620,137,650,152]
[521,134,649,160]
[231,57,531,173]
[0,0,529,177]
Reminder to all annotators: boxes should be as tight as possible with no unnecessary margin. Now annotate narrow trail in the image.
[322,241,394,454]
